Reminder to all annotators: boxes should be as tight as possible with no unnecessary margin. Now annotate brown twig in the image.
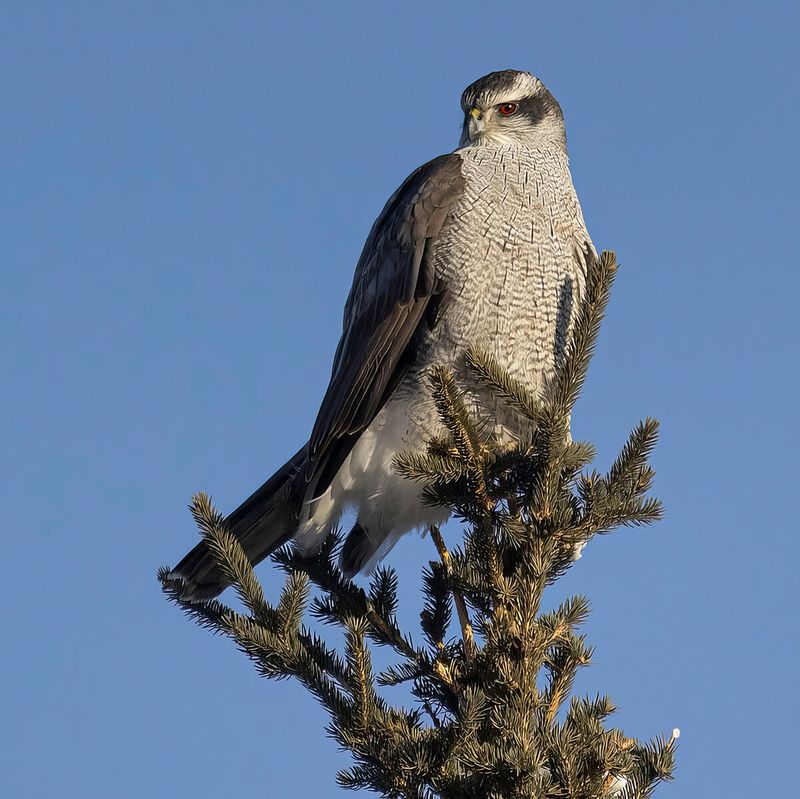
[430,525,477,661]
[545,682,566,725]
[364,601,459,693]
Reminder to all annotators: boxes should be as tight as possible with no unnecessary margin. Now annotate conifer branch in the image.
[429,525,476,662]
[464,347,545,424]
[160,251,675,798]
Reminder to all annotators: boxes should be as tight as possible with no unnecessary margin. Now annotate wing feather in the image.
[304,153,465,498]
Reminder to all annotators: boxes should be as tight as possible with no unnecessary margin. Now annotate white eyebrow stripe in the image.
[483,77,541,107]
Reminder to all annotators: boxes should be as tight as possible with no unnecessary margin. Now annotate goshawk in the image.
[170,70,594,598]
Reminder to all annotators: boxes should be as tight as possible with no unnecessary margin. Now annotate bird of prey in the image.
[170,69,594,599]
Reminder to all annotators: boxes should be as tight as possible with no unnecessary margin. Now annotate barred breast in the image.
[396,143,593,441]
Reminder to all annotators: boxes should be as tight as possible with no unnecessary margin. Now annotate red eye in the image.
[498,103,518,116]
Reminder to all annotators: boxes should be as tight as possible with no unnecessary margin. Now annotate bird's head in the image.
[459,70,566,151]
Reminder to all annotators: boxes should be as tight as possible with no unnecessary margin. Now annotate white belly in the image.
[295,393,451,566]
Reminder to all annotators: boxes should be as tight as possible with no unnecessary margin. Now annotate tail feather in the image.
[169,447,306,600]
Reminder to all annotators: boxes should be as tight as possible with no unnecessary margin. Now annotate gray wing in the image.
[303,153,465,499]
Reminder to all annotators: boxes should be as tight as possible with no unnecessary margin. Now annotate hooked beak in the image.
[466,107,486,143]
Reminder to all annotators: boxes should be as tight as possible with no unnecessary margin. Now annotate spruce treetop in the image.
[161,251,676,798]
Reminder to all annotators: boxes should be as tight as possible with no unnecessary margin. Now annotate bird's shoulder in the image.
[361,152,466,261]
[341,153,466,324]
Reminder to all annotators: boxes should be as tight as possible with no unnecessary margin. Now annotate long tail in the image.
[168,447,306,600]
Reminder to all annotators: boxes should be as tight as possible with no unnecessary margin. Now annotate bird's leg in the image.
[429,525,476,662]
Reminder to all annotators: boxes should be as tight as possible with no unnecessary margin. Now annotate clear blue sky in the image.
[3,2,798,796]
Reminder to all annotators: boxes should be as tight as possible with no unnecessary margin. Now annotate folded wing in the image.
[303,153,465,500]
